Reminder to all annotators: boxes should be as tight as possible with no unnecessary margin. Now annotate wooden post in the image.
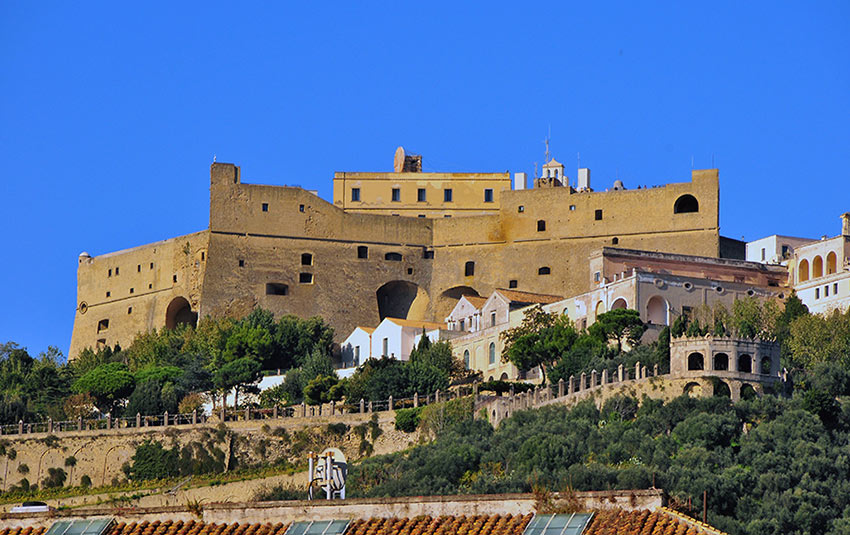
[47,418,53,433]
[703,490,707,524]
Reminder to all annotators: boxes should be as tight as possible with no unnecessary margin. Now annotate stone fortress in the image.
[70,147,736,358]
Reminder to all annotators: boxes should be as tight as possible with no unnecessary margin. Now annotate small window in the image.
[299,272,313,284]
[385,252,402,261]
[537,220,546,232]
[418,214,426,218]
[173,274,178,283]
[299,204,305,212]
[488,342,496,365]
[351,188,360,202]
[444,189,453,202]
[538,266,551,275]
[129,288,134,294]
[105,291,111,298]
[517,205,524,213]
[137,264,141,272]
[825,285,829,297]
[459,319,465,331]
[673,194,699,214]
[301,253,313,266]
[834,283,839,294]
[444,214,452,218]
[815,288,820,299]
[423,250,434,259]
[127,307,132,314]
[238,259,245,267]
[509,279,518,288]
[465,261,475,276]
[150,262,154,269]
[417,188,426,202]
[392,188,401,202]
[463,350,470,369]
[266,283,288,296]
[262,203,269,212]
[148,283,152,289]
[569,205,576,211]
[201,252,205,261]
[407,267,413,275]
[382,338,389,356]
[594,271,601,282]
[490,312,496,327]
[115,267,119,275]
[108,268,112,277]
[484,189,494,203]
[97,319,109,333]
[595,209,603,220]
[761,248,766,261]
[612,237,619,244]
[357,246,368,259]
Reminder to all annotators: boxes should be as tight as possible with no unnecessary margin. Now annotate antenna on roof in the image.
[544,125,551,163]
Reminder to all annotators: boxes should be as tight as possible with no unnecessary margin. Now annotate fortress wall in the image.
[70,231,210,358]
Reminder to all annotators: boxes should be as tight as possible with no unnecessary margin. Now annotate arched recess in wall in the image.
[713,380,731,398]
[684,382,703,397]
[595,301,606,317]
[376,281,430,322]
[740,384,758,400]
[165,296,197,330]
[435,285,480,322]
[673,194,699,213]
[646,296,668,325]
[813,255,824,278]
[688,352,704,371]
[738,354,752,373]
[611,298,628,310]
[798,259,810,282]
[826,252,837,275]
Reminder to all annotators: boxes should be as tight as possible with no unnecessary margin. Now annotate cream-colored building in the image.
[746,235,814,265]
[790,214,850,315]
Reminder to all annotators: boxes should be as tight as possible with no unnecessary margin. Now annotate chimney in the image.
[514,172,527,190]
[842,213,850,236]
[577,168,591,191]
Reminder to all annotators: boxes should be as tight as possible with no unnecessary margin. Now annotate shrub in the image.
[127,440,178,480]
[80,474,92,487]
[17,463,29,474]
[395,407,423,432]
[43,467,66,488]
[253,483,304,501]
[178,392,206,415]
[326,422,349,436]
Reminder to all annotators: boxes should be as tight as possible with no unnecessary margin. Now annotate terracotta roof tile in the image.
[384,318,446,330]
[493,289,563,305]
[462,295,488,308]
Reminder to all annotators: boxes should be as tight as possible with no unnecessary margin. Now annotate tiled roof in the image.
[462,295,488,309]
[109,521,289,535]
[384,318,447,330]
[347,514,531,534]
[493,289,563,305]
[358,327,376,334]
[0,529,46,535]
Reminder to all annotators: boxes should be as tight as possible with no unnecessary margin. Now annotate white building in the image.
[369,317,446,361]
[746,235,813,265]
[791,214,850,315]
[340,327,374,369]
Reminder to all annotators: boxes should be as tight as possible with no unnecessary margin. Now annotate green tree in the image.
[213,357,261,409]
[127,440,178,480]
[301,347,336,382]
[588,309,647,352]
[303,374,345,405]
[126,379,164,416]
[500,306,578,383]
[72,362,135,413]
[788,309,850,370]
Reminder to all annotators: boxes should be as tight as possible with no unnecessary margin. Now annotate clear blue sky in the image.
[1,2,848,359]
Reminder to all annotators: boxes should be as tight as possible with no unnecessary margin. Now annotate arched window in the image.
[463,350,470,370]
[673,194,699,214]
[688,352,704,371]
[538,266,551,275]
[646,296,668,325]
[813,256,823,278]
[488,342,496,364]
[826,252,837,275]
[611,298,627,310]
[612,237,619,245]
[713,353,729,371]
[760,357,772,375]
[385,252,402,261]
[798,258,810,282]
[465,261,475,276]
[738,354,752,373]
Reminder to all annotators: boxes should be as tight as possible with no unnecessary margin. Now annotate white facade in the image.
[791,215,850,314]
[370,318,446,361]
[445,295,487,333]
[340,327,373,368]
[746,235,813,265]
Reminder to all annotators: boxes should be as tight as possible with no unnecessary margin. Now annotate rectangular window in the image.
[129,287,134,294]
[354,346,360,364]
[108,269,112,277]
[825,285,829,297]
[128,307,132,314]
[299,272,314,284]
[459,319,465,331]
[382,338,388,356]
[417,188,426,202]
[137,264,141,272]
[491,312,496,327]
[357,245,368,259]
[262,203,269,212]
[105,291,110,298]
[97,319,109,333]
[444,189,453,202]
[266,283,288,295]
[391,188,400,202]
[569,205,576,211]
[150,262,154,269]
[835,283,839,294]
[238,259,245,267]
[509,279,518,288]
[484,189,493,203]
[761,248,766,261]
[595,209,603,220]
[173,274,178,283]
[115,267,119,275]
[351,188,360,202]
[816,288,820,299]
[594,271,601,282]
[299,204,305,212]
[423,249,434,259]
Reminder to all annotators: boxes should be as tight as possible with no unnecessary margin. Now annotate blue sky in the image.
[1,2,848,358]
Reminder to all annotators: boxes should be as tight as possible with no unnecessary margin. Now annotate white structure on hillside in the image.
[791,213,850,315]
[368,318,446,361]
[746,235,813,265]
[340,327,374,369]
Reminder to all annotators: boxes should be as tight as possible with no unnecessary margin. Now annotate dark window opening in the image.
[688,352,704,371]
[301,253,313,266]
[173,274,178,283]
[129,288,134,294]
[612,237,619,245]
[150,262,154,269]
[538,266,551,275]
[266,283,289,296]
[595,209,603,220]
[385,252,403,261]
[106,291,111,298]
[444,189,453,202]
[418,214,426,218]
[518,205,524,213]
[148,284,152,289]
[262,203,269,212]
[537,220,546,232]
[465,261,475,276]
[407,267,413,275]
[299,204,305,212]
[569,205,576,211]
[417,188,426,202]
[509,279,518,288]
[137,265,141,272]
[351,188,360,202]
[423,249,434,259]
[491,312,497,327]
[201,252,205,261]
[127,307,132,314]
[357,246,368,259]
[97,319,109,333]
[299,273,313,284]
[115,267,119,275]
[484,189,494,203]
[674,194,699,214]
[713,353,729,371]
[238,259,245,267]
[444,214,452,218]
[392,188,401,202]
[108,269,112,277]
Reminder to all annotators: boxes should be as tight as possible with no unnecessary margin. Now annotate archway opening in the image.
[436,286,480,320]
[713,380,731,398]
[499,372,509,381]
[827,252,837,275]
[674,194,699,214]
[813,256,823,278]
[684,382,703,398]
[760,356,773,375]
[740,384,758,400]
[738,354,752,373]
[376,281,429,321]
[688,352,704,371]
[595,301,606,317]
[798,259,810,282]
[647,296,668,325]
[165,297,197,330]
[713,353,729,371]
[611,298,628,310]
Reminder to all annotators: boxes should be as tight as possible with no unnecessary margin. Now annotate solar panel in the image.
[285,520,350,535]
[45,519,114,535]
[524,513,594,535]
